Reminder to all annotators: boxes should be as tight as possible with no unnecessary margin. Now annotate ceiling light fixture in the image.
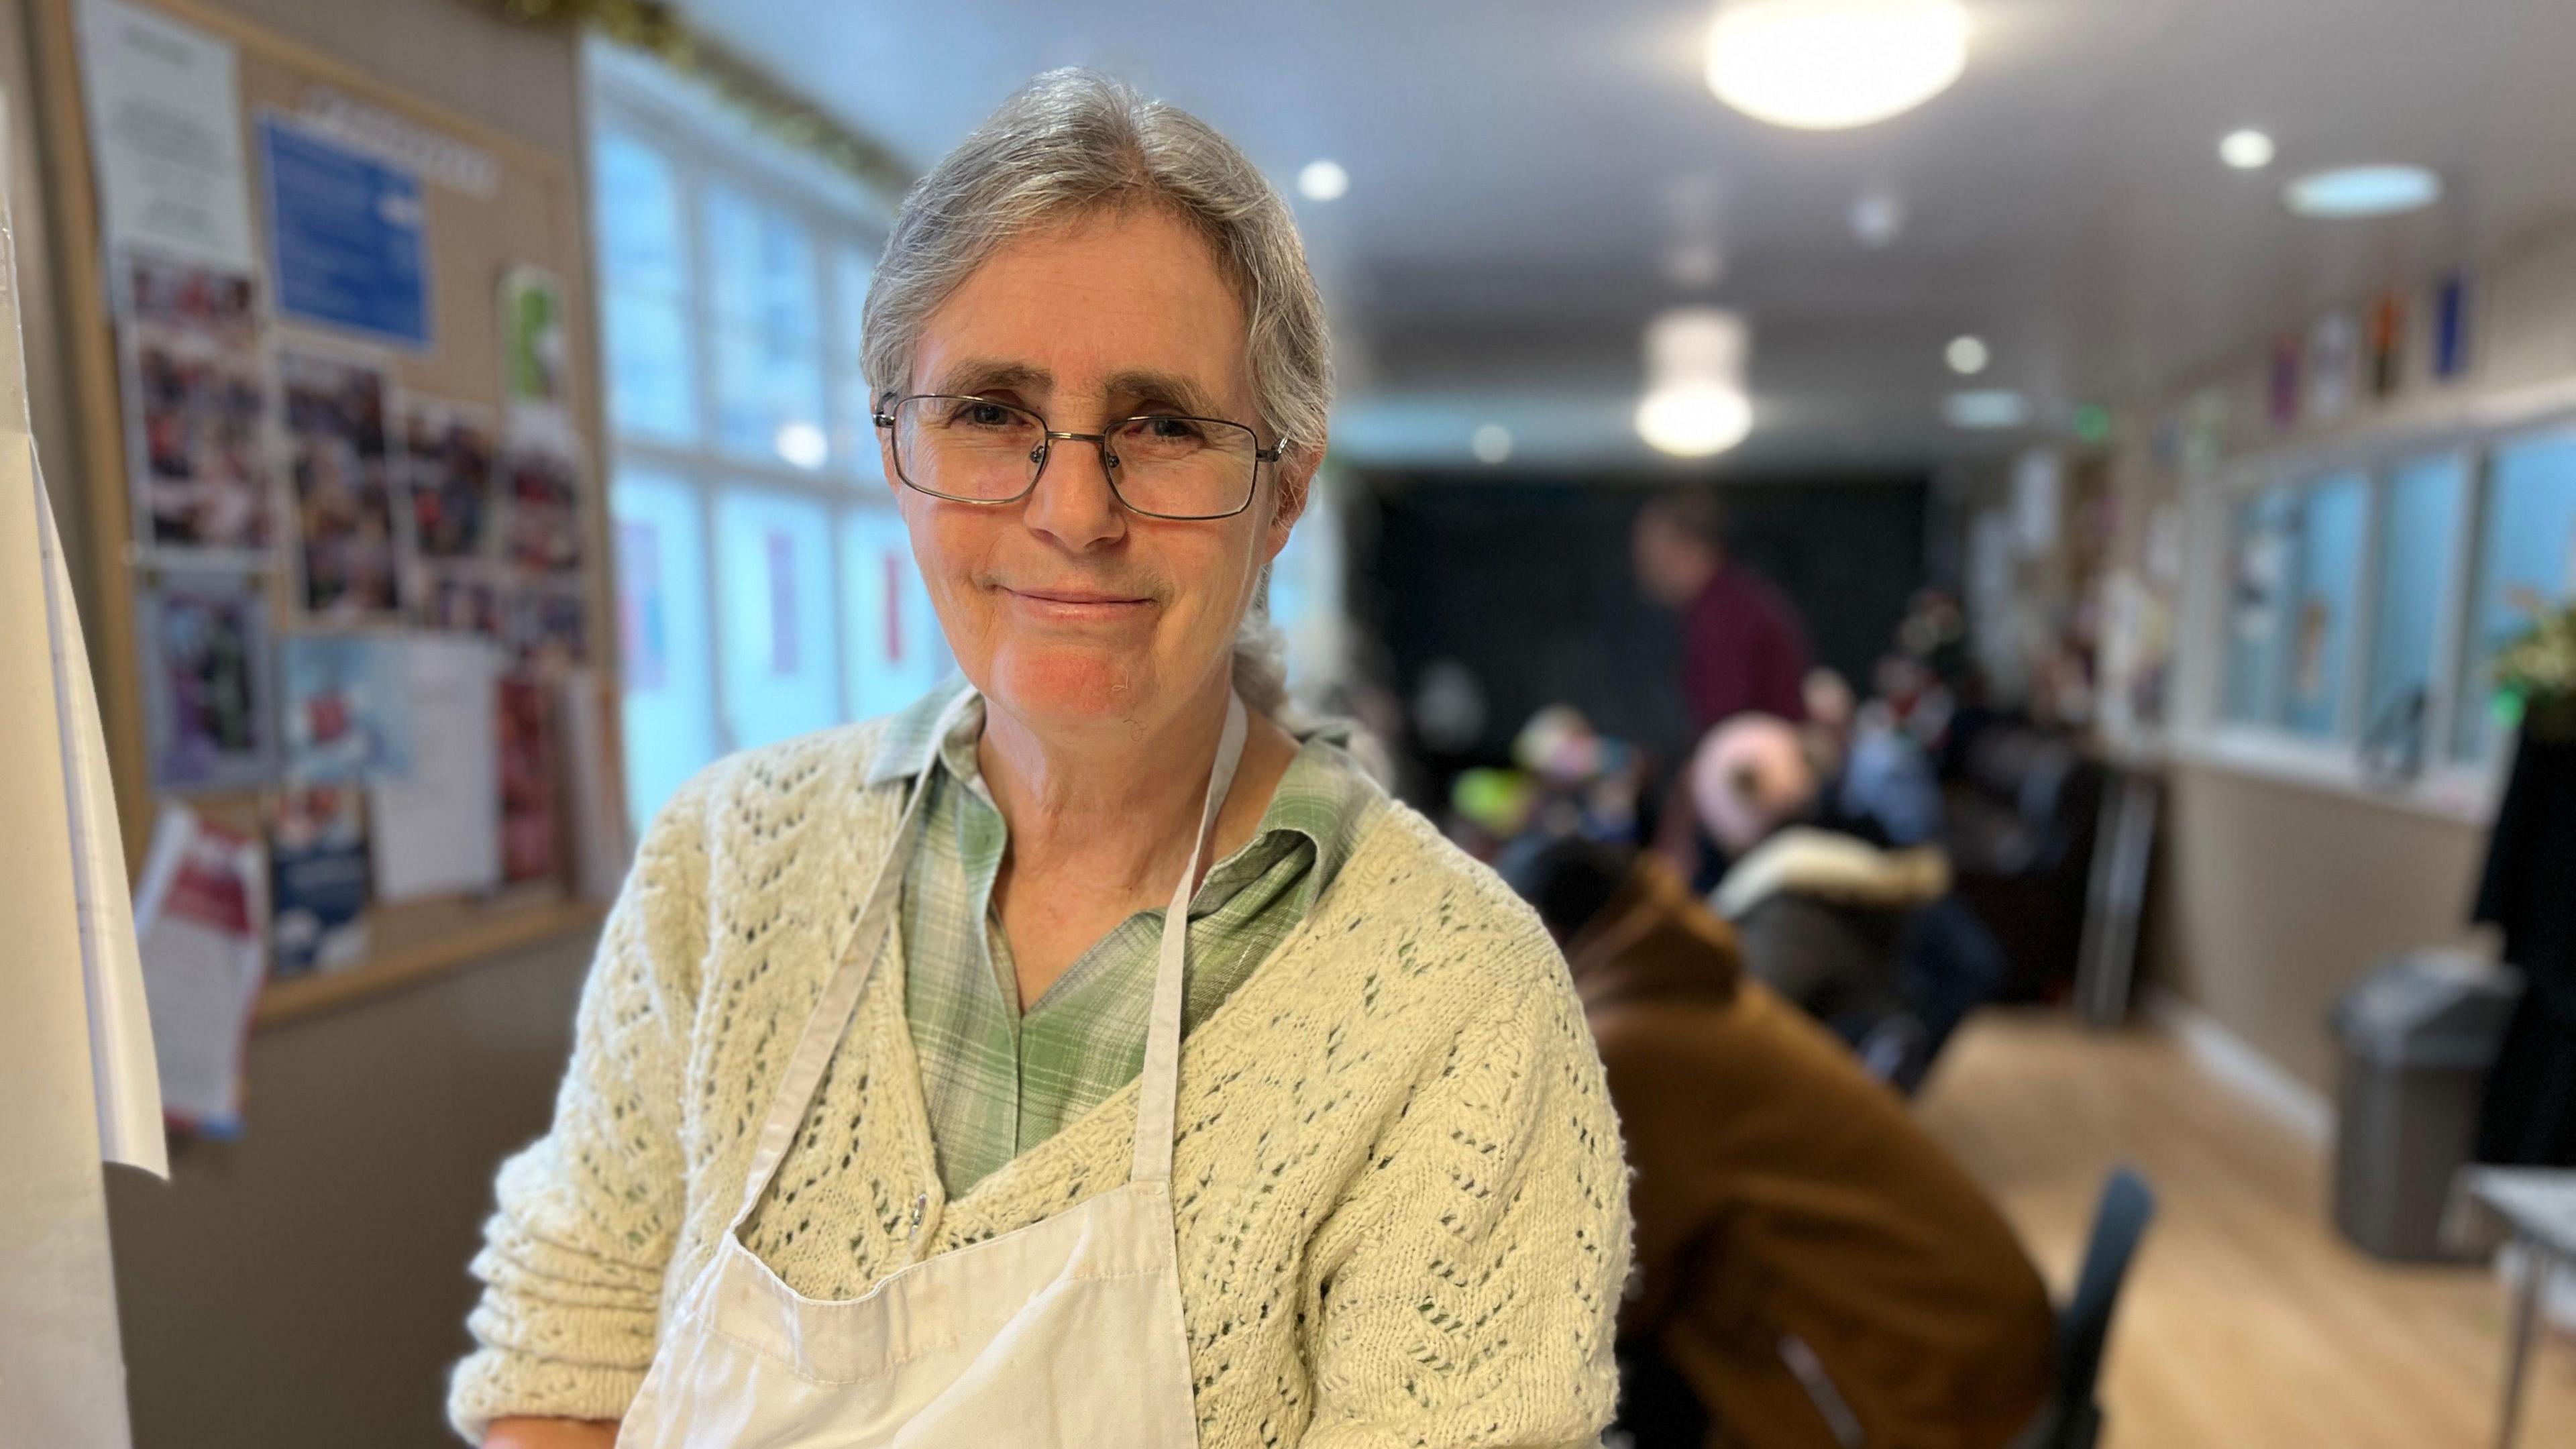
[1637,308,1754,458]
[1848,189,1907,248]
[2284,164,2442,218]
[1471,424,1515,465]
[2219,129,2275,170]
[1706,0,1970,131]
[1945,335,1990,375]
[1296,159,1349,202]
[1944,388,2029,430]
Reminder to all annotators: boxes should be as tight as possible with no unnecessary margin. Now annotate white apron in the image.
[617,691,1248,1449]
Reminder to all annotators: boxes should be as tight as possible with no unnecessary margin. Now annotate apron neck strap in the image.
[727,687,975,1233]
[1130,691,1248,1185]
[726,686,1250,1228]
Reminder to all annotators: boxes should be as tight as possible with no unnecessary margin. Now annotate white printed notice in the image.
[76,0,258,270]
[368,635,503,902]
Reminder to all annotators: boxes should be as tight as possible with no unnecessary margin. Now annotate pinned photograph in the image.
[398,397,497,559]
[280,633,415,784]
[138,571,276,792]
[280,348,402,617]
[120,254,273,556]
[500,429,586,576]
[415,562,504,637]
[504,582,589,667]
[268,786,370,977]
[498,670,561,883]
[500,265,570,411]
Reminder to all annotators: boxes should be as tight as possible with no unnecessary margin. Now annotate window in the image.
[592,87,950,828]
[2361,453,2465,759]
[2454,430,2576,761]
[2282,473,2367,739]
[595,129,696,443]
[2195,415,2576,796]
[2222,488,2294,728]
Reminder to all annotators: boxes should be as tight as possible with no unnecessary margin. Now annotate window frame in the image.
[588,45,937,823]
[2175,384,2576,823]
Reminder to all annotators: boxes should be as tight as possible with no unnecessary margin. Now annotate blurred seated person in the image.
[1693,716,1950,1081]
[1514,839,2055,1449]
[1803,668,1943,849]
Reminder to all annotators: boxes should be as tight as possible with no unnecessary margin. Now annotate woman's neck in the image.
[976,679,1235,896]
[976,676,1301,1006]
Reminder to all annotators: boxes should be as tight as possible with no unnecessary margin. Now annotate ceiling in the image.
[674,0,2576,474]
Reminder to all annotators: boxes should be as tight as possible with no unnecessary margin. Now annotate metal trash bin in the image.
[2328,951,2523,1260]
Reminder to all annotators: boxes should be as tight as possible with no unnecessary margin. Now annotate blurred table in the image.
[2451,1167,2576,1448]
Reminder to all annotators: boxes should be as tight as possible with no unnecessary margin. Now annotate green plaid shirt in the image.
[871,680,1379,1197]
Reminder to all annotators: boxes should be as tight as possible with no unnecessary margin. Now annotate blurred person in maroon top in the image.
[1634,491,1812,730]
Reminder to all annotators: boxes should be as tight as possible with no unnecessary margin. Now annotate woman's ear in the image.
[1265,441,1323,559]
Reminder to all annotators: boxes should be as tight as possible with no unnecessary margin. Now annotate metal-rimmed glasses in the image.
[873,394,1287,521]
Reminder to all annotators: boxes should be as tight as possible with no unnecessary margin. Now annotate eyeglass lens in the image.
[891,396,1259,519]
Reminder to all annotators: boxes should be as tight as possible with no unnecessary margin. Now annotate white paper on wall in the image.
[366,635,503,902]
[74,0,258,270]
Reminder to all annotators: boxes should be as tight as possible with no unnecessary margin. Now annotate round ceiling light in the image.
[1638,382,1754,458]
[1945,335,1990,375]
[1706,0,1970,131]
[2284,164,2442,218]
[2219,129,2275,170]
[1297,159,1349,202]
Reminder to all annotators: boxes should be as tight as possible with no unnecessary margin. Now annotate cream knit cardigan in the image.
[449,716,1633,1446]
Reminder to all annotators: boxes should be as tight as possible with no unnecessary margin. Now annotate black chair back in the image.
[2025,1166,2157,1449]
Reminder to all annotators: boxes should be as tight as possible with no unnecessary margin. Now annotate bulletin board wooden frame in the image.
[31,0,623,1028]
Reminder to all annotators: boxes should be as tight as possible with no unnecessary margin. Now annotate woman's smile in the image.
[996,581,1157,625]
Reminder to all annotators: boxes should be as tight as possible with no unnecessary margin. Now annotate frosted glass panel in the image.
[715,490,841,748]
[2282,474,2367,739]
[594,130,697,443]
[2456,431,2576,761]
[610,472,717,826]
[2223,488,2294,726]
[839,504,949,720]
[2362,454,2464,754]
[704,185,826,468]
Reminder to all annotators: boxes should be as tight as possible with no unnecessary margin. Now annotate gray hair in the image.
[861,68,1331,715]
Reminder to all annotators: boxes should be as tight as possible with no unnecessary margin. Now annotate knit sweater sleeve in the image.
[447,767,718,1442]
[1297,929,1631,1448]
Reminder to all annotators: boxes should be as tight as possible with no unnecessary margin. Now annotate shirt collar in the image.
[865,678,1381,895]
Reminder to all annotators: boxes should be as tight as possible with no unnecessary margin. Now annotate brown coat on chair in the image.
[1568,856,2056,1449]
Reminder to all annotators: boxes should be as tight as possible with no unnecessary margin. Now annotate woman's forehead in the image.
[914,209,1252,409]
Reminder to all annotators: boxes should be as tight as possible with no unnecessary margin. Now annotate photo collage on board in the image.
[117,243,597,981]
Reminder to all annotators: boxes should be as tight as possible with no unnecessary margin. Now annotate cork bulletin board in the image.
[34,0,625,1029]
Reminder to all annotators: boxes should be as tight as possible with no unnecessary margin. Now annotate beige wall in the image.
[2143,766,2489,1092]
[2121,225,2576,1095]
[9,0,608,1444]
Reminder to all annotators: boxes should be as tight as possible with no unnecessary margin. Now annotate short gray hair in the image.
[862,68,1331,713]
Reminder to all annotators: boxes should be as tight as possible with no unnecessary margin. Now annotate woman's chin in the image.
[983,647,1154,727]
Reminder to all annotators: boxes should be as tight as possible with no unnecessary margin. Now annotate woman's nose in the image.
[1020,437,1127,551]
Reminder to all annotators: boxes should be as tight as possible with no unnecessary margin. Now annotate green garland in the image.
[480,0,915,197]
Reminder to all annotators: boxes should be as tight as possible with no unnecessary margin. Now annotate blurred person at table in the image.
[455,70,1627,1449]
[1513,838,2055,1449]
[1693,715,1950,1085]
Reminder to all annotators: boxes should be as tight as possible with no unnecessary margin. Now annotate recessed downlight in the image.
[1296,160,1349,202]
[1945,335,1990,375]
[2219,129,2275,170]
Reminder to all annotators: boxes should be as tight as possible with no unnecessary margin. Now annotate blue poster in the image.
[260,115,430,347]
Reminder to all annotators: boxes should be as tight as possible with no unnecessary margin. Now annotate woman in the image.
[454,71,1629,1449]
